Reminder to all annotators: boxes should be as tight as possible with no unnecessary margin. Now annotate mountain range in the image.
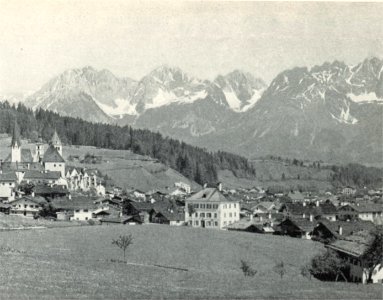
[6,57,383,164]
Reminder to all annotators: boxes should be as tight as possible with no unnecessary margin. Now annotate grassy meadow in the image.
[0,225,381,299]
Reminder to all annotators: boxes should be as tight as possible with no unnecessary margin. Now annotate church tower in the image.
[11,121,21,163]
[50,129,62,156]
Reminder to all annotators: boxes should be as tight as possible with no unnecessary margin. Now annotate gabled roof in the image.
[326,230,374,257]
[281,217,317,233]
[316,219,376,238]
[42,145,65,163]
[0,172,17,182]
[288,191,305,201]
[10,196,47,206]
[351,203,383,213]
[154,210,185,222]
[254,201,275,211]
[187,188,235,202]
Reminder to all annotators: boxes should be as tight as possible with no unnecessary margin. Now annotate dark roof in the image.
[0,172,17,182]
[283,202,337,216]
[351,203,382,213]
[281,217,317,233]
[34,185,69,195]
[316,219,376,238]
[23,170,61,180]
[187,188,235,203]
[42,145,65,163]
[154,210,185,222]
[326,230,375,257]
[129,201,154,212]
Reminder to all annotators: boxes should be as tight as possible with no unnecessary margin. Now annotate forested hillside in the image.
[0,102,255,184]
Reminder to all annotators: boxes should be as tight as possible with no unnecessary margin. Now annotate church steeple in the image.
[11,120,21,162]
[50,129,62,156]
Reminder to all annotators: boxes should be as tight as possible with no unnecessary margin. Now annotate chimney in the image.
[338,226,343,236]
[31,191,35,198]
[303,202,306,207]
[68,194,72,200]
[260,216,263,222]
[316,200,319,207]
[203,183,207,188]
[309,214,313,222]
[302,213,306,219]
[250,214,253,221]
[271,221,274,227]
[268,213,272,219]
[217,182,222,192]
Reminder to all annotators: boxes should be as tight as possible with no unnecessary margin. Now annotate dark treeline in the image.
[330,163,383,188]
[0,102,256,184]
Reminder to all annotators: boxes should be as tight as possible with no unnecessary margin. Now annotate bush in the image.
[240,260,257,277]
[273,261,286,279]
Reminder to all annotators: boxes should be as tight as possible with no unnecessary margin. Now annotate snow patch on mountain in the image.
[223,88,264,112]
[95,98,138,117]
[347,92,383,103]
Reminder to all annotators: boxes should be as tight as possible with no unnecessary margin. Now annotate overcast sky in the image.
[0,1,382,94]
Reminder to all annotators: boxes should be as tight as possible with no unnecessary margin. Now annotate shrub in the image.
[240,260,257,277]
[273,261,286,279]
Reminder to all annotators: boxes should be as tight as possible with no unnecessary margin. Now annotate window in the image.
[207,213,211,218]
[195,220,199,226]
[229,204,231,209]
[207,204,211,209]
[194,203,199,209]
[83,209,88,212]
[54,164,56,167]
[214,221,218,226]
[195,212,198,217]
[229,213,232,217]
[24,205,27,208]
[213,204,218,209]
[201,204,205,209]
[234,212,236,217]
[214,213,217,218]
[223,221,227,225]
[234,204,236,208]
[75,209,80,213]
[200,213,205,218]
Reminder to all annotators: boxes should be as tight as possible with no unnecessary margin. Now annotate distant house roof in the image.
[154,210,185,222]
[0,172,17,182]
[186,188,235,203]
[42,145,65,163]
[351,203,383,213]
[33,185,69,196]
[253,201,275,211]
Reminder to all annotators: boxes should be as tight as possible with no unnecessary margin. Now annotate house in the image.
[280,201,337,221]
[0,172,17,200]
[123,201,155,223]
[0,202,11,214]
[9,196,47,218]
[42,145,66,178]
[326,230,383,283]
[252,201,276,214]
[279,215,317,239]
[22,170,62,186]
[311,219,376,244]
[287,191,305,203]
[338,203,383,223]
[152,210,185,226]
[174,181,191,194]
[342,186,357,196]
[33,184,69,198]
[185,184,240,229]
[226,216,275,234]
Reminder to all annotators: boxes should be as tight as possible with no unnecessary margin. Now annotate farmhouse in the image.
[9,196,47,218]
[185,184,240,229]
[338,203,383,224]
[279,216,317,239]
[311,219,376,244]
[342,186,357,196]
[326,231,383,284]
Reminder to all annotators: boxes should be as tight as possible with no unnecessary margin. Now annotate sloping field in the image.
[0,225,380,299]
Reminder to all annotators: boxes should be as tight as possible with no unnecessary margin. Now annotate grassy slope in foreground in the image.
[0,225,381,299]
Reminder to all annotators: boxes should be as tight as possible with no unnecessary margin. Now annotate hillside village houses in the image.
[0,121,106,202]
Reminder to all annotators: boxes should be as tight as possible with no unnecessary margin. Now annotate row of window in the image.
[14,204,39,209]
[223,212,236,218]
[193,220,219,227]
[222,203,237,209]
[192,203,219,209]
[1,183,13,186]
[194,212,217,218]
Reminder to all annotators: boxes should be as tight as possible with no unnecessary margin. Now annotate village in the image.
[0,121,382,286]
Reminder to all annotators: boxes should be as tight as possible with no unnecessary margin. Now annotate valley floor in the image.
[0,225,381,299]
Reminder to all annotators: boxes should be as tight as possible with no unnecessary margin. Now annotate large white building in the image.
[185,185,240,229]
